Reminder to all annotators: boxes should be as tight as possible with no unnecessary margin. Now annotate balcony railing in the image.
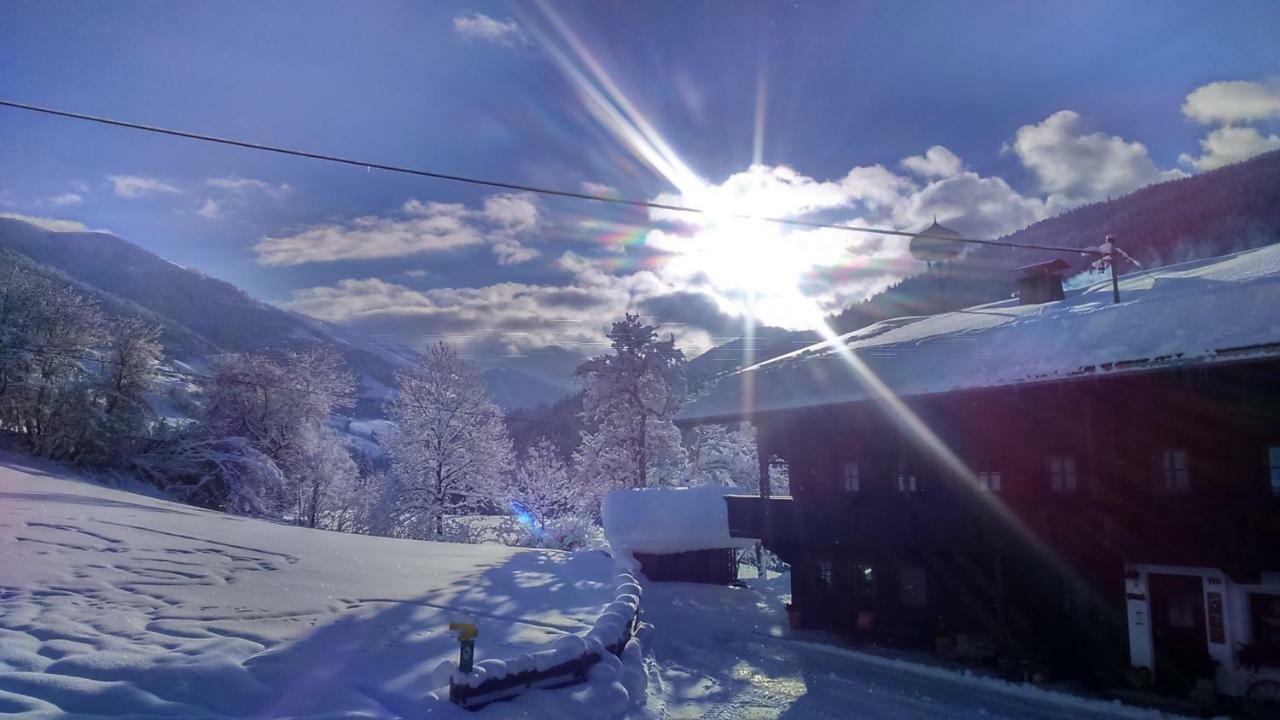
[724,492,1280,575]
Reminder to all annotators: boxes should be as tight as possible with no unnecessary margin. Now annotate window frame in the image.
[895,462,919,493]
[840,461,861,494]
[816,559,834,588]
[1267,445,1280,497]
[1250,592,1280,655]
[855,563,876,599]
[974,457,1002,492]
[1046,453,1079,494]
[1156,447,1192,494]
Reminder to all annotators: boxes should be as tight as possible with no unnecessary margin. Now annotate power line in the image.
[0,345,569,428]
[0,99,1103,257]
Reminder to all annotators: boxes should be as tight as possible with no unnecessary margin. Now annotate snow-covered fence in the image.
[443,569,644,710]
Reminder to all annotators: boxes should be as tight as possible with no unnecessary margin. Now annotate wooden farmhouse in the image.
[677,244,1280,703]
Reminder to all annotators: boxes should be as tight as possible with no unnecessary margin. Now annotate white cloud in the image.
[108,175,181,199]
[256,211,481,267]
[0,212,93,233]
[1182,79,1280,125]
[207,176,292,200]
[1007,110,1183,205]
[581,181,618,197]
[900,146,964,179]
[281,273,634,355]
[493,241,542,265]
[255,192,541,266]
[281,108,1193,343]
[638,155,1054,328]
[483,193,539,232]
[634,110,1189,329]
[197,198,222,220]
[47,192,83,207]
[1179,125,1280,171]
[453,13,524,45]
[1179,79,1280,171]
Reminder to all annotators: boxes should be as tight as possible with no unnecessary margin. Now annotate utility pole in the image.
[1101,235,1121,304]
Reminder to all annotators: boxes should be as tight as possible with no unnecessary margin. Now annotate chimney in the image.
[1014,259,1070,305]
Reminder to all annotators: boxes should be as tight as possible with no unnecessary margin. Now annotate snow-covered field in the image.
[636,577,1184,720]
[0,454,618,718]
[1,454,1191,719]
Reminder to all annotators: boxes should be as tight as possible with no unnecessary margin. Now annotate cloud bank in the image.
[255,192,542,266]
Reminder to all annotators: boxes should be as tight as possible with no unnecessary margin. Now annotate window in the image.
[898,566,927,608]
[1063,576,1089,616]
[974,458,1001,492]
[1268,447,1280,497]
[895,463,918,493]
[1157,448,1191,494]
[1047,454,1078,493]
[855,564,876,598]
[817,560,833,588]
[841,461,860,493]
[1250,593,1280,653]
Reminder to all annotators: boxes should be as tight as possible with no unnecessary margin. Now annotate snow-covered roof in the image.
[602,486,756,555]
[681,243,1280,423]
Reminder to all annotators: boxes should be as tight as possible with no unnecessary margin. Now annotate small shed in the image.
[1014,258,1070,305]
[602,486,754,585]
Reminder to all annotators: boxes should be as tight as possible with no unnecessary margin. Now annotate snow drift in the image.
[0,454,620,718]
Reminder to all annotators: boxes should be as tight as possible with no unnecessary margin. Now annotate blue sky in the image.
[2,0,1279,361]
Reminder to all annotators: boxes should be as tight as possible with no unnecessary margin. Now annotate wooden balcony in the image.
[725,493,1280,578]
[723,493,1021,552]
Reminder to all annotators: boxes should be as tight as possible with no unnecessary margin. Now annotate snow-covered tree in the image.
[576,314,687,489]
[202,348,357,524]
[686,423,759,487]
[383,343,514,540]
[0,265,106,458]
[505,438,597,549]
[70,317,166,465]
[290,425,362,529]
[128,425,289,516]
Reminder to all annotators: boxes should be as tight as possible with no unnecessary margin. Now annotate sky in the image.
[2,0,1280,366]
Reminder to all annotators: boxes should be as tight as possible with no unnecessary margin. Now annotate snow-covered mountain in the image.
[0,216,590,410]
[482,366,577,410]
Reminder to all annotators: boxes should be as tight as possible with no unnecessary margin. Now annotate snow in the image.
[634,572,1188,719]
[0,453,622,718]
[445,566,642,690]
[602,487,755,555]
[682,243,1280,421]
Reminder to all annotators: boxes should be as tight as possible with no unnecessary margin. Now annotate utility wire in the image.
[0,99,1104,257]
[0,345,570,428]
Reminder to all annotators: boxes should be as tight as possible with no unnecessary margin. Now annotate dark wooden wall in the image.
[743,357,1280,680]
[634,548,739,585]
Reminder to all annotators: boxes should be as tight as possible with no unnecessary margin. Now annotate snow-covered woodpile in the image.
[603,487,755,584]
[602,486,755,556]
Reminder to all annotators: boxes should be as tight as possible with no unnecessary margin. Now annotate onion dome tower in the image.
[909,218,963,265]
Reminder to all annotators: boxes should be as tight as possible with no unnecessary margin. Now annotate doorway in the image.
[1147,573,1210,693]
